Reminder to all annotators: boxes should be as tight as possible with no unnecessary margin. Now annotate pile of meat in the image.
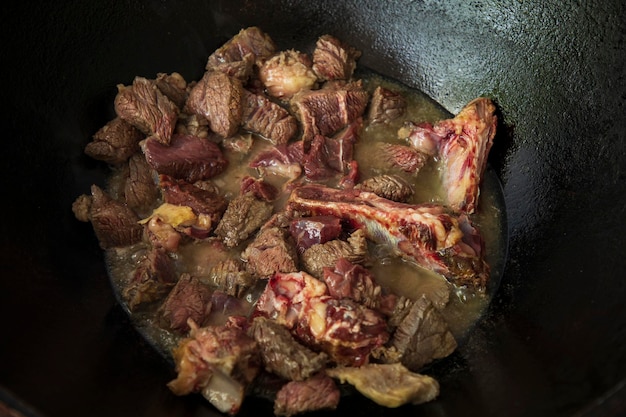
[73,27,497,416]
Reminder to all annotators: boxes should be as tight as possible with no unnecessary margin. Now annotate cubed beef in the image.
[312,34,361,81]
[114,76,179,145]
[123,247,177,310]
[355,174,414,202]
[206,26,276,71]
[154,72,188,110]
[241,227,299,278]
[157,273,213,334]
[123,153,159,216]
[240,176,279,202]
[377,142,429,174]
[214,193,274,248]
[186,71,244,138]
[208,258,255,298]
[242,90,298,145]
[87,184,143,249]
[289,215,343,253]
[143,133,228,183]
[367,86,407,124]
[301,228,368,278]
[291,80,369,143]
[84,117,143,164]
[274,373,340,417]
[249,316,328,381]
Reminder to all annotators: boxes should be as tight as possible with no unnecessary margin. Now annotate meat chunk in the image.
[122,153,159,216]
[208,258,254,298]
[84,117,143,164]
[312,34,361,81]
[326,363,439,407]
[241,90,298,145]
[367,86,407,125]
[142,134,228,182]
[249,316,328,381]
[383,294,457,370]
[214,193,274,248]
[258,49,317,99]
[167,322,260,415]
[154,72,188,109]
[186,71,244,138]
[241,227,299,278]
[274,373,340,417]
[123,247,177,310]
[301,228,368,279]
[206,27,276,71]
[248,143,303,180]
[377,142,428,174]
[291,80,369,143]
[287,184,490,289]
[355,174,413,202]
[157,273,213,334]
[114,76,179,145]
[84,184,143,249]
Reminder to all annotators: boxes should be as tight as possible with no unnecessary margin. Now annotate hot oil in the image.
[104,68,507,356]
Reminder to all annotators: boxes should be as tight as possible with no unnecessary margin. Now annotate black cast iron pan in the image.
[1,1,625,417]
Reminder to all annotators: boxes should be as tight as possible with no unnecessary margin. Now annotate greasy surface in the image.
[0,2,625,417]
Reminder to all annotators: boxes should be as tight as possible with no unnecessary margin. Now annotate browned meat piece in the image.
[168,321,260,415]
[291,80,369,143]
[142,134,228,183]
[289,215,343,253]
[208,258,254,298]
[248,143,303,180]
[240,176,278,202]
[258,50,317,99]
[122,154,159,216]
[209,53,255,82]
[323,257,399,316]
[355,174,413,202]
[382,295,457,371]
[312,34,361,81]
[186,71,244,138]
[326,363,439,407]
[157,273,213,334]
[367,86,407,124]
[249,316,328,381]
[378,142,428,174]
[300,228,368,278]
[255,271,388,367]
[84,117,143,164]
[214,193,274,248]
[274,373,340,417]
[206,26,276,71]
[159,175,228,230]
[85,184,143,249]
[287,184,490,289]
[241,90,298,145]
[123,247,177,310]
[114,76,179,145]
[241,227,299,278]
[154,72,188,109]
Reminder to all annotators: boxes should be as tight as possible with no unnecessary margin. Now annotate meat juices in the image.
[73,26,506,416]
